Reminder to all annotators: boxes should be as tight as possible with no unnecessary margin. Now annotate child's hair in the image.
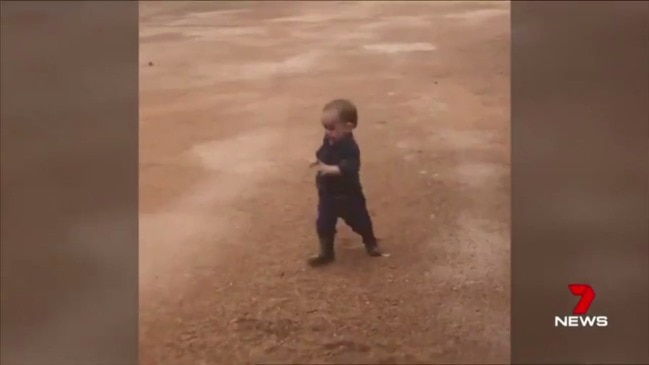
[323,98,358,127]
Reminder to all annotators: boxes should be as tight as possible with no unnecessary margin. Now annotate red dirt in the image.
[139,1,510,364]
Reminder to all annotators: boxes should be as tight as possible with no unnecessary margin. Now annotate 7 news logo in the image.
[554,284,608,328]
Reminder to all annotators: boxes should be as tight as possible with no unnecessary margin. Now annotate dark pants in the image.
[316,193,377,246]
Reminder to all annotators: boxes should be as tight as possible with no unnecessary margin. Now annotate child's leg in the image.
[340,194,381,254]
[310,195,338,266]
[316,195,338,240]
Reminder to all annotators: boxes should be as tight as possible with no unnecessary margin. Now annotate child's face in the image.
[321,110,353,143]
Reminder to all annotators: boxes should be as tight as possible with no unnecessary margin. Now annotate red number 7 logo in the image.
[568,284,596,315]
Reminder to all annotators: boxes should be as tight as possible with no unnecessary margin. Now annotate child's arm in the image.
[317,143,360,176]
[317,163,341,175]
[338,143,360,174]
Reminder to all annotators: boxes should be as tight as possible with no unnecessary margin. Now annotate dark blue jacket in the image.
[315,133,363,196]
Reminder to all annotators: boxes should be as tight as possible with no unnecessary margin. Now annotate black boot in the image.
[364,239,383,257]
[308,237,335,267]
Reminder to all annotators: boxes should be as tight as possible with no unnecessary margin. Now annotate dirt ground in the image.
[139,1,510,364]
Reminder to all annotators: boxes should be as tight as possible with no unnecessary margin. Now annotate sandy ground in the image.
[139,1,510,364]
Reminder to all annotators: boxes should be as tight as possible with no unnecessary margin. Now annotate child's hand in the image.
[309,160,340,175]
[317,163,341,175]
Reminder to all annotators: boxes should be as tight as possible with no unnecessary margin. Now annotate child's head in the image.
[321,99,358,143]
